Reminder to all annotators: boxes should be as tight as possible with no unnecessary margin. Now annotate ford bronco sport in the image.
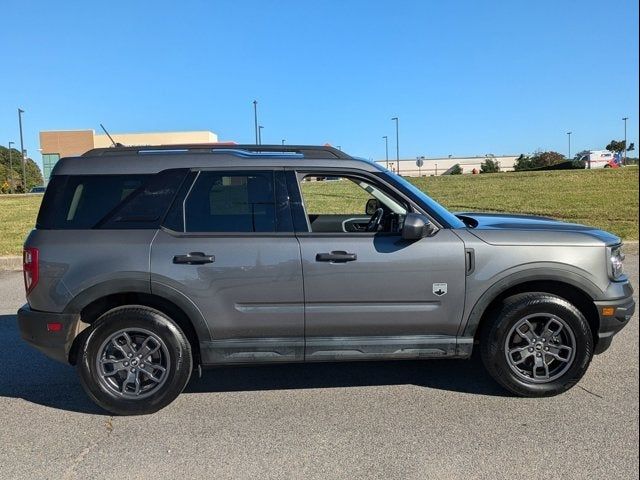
[18,145,635,415]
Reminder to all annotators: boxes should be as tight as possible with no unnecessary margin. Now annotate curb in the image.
[0,256,22,271]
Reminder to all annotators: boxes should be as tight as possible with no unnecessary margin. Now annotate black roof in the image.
[82,144,353,160]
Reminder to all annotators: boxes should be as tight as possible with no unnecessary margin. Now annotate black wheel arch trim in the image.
[460,268,603,339]
[61,278,211,344]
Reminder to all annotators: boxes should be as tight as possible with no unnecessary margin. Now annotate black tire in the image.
[480,293,593,397]
[77,306,193,415]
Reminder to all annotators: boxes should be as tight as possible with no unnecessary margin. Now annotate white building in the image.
[375,155,519,176]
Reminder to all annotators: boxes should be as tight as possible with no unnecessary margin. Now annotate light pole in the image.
[8,141,15,193]
[391,117,399,174]
[382,136,389,169]
[253,100,258,145]
[258,125,264,145]
[18,108,26,190]
[281,139,285,146]
[567,131,572,160]
[623,117,628,165]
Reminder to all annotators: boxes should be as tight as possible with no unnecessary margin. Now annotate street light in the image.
[253,100,258,145]
[258,125,264,145]
[281,139,285,146]
[391,117,399,174]
[623,117,629,165]
[18,108,26,190]
[8,141,15,194]
[567,131,572,160]
[382,136,389,169]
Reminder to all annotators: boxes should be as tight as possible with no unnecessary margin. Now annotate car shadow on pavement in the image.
[0,313,508,415]
[185,356,508,397]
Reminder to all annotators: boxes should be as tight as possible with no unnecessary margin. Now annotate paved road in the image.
[0,260,638,480]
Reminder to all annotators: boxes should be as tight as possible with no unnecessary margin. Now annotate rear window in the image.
[36,171,186,229]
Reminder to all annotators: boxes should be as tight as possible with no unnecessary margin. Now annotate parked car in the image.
[29,186,46,193]
[18,145,634,415]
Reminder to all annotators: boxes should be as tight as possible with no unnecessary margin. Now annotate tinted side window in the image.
[184,171,276,232]
[37,174,149,229]
[97,169,188,229]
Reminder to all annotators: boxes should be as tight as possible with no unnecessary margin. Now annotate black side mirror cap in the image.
[402,213,436,240]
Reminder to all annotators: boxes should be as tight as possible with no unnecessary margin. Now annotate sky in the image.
[1,0,638,167]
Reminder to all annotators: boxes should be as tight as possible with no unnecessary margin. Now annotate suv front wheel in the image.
[77,306,193,415]
[481,293,593,397]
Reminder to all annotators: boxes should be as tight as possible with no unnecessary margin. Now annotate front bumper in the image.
[593,295,636,354]
[17,304,82,364]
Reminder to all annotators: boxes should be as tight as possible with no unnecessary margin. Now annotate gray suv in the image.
[18,145,635,415]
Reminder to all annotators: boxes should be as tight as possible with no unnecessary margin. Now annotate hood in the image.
[455,212,620,246]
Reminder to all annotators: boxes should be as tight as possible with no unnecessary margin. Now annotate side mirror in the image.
[365,198,380,215]
[402,213,435,241]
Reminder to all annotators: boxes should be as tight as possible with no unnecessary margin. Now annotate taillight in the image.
[23,247,39,295]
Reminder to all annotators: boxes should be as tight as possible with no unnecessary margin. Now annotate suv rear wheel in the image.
[480,293,593,396]
[77,306,193,415]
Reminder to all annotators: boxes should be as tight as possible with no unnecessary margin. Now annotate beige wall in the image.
[93,131,218,148]
[377,156,519,176]
[41,129,219,158]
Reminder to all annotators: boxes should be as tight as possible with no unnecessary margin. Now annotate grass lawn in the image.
[0,168,637,256]
[0,194,43,256]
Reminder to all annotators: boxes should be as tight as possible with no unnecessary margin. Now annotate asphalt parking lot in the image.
[0,259,637,480]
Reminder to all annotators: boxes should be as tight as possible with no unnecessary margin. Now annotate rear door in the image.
[290,170,467,361]
[150,169,305,365]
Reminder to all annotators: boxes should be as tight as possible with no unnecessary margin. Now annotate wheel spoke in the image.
[136,336,161,359]
[111,332,136,358]
[139,364,165,383]
[541,318,563,340]
[545,344,573,363]
[532,354,550,380]
[508,346,533,365]
[515,321,536,343]
[100,357,128,376]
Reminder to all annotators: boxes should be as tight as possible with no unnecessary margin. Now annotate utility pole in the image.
[567,131,572,160]
[18,108,26,190]
[253,100,258,145]
[391,117,399,174]
[382,136,389,169]
[623,117,628,165]
[8,141,15,194]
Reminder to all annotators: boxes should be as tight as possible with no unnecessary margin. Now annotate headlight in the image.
[609,245,625,280]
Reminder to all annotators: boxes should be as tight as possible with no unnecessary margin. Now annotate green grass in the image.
[409,168,638,240]
[0,194,42,256]
[0,168,637,256]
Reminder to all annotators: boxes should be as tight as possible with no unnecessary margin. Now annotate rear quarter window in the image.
[37,174,152,229]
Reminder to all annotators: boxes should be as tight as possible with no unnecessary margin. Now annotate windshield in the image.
[377,170,465,228]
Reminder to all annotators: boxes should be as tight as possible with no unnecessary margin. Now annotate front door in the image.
[291,171,466,361]
[150,169,304,364]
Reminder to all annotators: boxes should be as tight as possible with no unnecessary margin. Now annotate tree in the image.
[0,145,44,191]
[449,164,463,175]
[480,158,500,173]
[514,151,564,171]
[606,140,626,153]
[513,154,532,171]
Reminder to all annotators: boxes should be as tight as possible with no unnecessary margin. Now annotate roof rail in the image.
[82,144,353,159]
